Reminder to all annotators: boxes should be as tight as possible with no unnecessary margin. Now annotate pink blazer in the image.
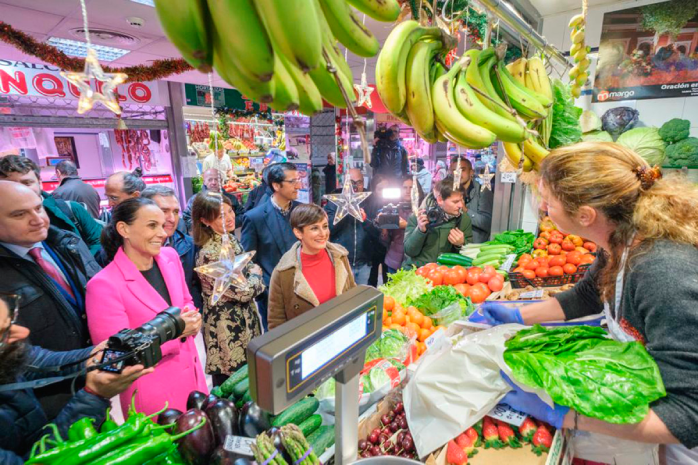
[86,247,207,416]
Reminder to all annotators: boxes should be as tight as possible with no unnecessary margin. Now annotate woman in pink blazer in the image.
[86,198,207,416]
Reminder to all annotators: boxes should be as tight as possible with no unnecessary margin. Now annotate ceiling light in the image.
[47,37,131,62]
[130,0,155,6]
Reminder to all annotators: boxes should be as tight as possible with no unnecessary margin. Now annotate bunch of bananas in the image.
[568,13,590,98]
[155,0,400,116]
[506,56,554,147]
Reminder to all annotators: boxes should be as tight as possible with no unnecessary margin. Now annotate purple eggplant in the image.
[157,408,183,427]
[175,409,215,465]
[209,446,252,465]
[238,402,271,438]
[202,393,221,411]
[187,391,209,411]
[205,399,240,446]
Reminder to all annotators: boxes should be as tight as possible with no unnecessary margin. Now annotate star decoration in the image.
[411,174,420,217]
[453,155,463,190]
[353,71,374,109]
[195,235,255,306]
[61,49,127,115]
[478,164,495,192]
[324,175,372,225]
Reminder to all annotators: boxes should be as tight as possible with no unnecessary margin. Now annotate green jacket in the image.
[403,212,473,268]
[42,192,103,255]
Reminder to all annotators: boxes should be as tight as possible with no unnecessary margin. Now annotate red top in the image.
[300,249,337,305]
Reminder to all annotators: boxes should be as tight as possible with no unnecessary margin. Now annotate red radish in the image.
[519,417,537,443]
[446,439,469,464]
[496,420,522,448]
[465,427,480,447]
[483,416,504,449]
[455,431,478,457]
[532,425,553,456]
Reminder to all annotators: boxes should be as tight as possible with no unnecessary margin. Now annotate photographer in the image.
[403,176,473,268]
[0,295,152,464]
[370,125,408,181]
[379,177,424,273]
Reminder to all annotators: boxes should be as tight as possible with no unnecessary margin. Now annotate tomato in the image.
[478,265,497,283]
[549,255,566,267]
[535,266,549,278]
[443,269,462,285]
[561,240,576,251]
[534,257,549,267]
[549,265,564,276]
[466,267,483,285]
[453,283,471,296]
[488,276,504,292]
[524,260,538,271]
[426,269,444,285]
[539,219,556,232]
[567,234,583,247]
[512,266,525,273]
[539,231,552,241]
[583,241,597,253]
[549,233,564,244]
[548,243,562,255]
[532,249,548,258]
[415,266,429,277]
[533,238,549,250]
[437,265,450,273]
[423,262,438,271]
[518,254,533,265]
[563,263,578,275]
[522,270,536,280]
[580,254,595,265]
[467,286,488,304]
[566,251,582,265]
[453,265,468,284]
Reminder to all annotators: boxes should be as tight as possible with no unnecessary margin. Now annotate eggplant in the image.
[202,393,221,411]
[238,401,271,438]
[187,390,209,410]
[157,408,183,427]
[205,399,240,446]
[175,409,215,465]
[209,446,252,465]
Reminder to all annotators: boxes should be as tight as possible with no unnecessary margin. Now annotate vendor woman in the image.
[480,142,698,464]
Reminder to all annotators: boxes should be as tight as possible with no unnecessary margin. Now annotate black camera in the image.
[376,202,410,229]
[426,206,447,228]
[99,307,185,373]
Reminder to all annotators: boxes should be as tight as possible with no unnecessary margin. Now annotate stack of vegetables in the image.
[459,242,516,268]
[659,118,698,167]
[415,263,505,303]
[252,425,321,465]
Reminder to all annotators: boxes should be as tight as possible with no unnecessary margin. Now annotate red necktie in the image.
[29,248,75,299]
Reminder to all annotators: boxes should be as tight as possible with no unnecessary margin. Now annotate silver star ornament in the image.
[478,164,495,192]
[353,71,374,109]
[195,235,255,306]
[324,175,372,225]
[61,49,127,115]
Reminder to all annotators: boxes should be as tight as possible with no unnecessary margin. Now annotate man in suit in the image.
[52,160,101,219]
[182,168,243,232]
[0,181,100,419]
[241,162,300,330]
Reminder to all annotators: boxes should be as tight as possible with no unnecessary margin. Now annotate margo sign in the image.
[0,59,156,105]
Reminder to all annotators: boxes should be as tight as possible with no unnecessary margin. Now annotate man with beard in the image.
[0,295,151,464]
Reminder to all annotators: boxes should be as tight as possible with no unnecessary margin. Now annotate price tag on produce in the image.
[501,172,517,183]
[224,435,256,457]
[425,328,446,353]
[488,403,528,427]
[500,254,517,272]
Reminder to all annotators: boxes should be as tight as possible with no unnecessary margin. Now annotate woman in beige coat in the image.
[268,204,356,329]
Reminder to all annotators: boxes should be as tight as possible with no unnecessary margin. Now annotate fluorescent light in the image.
[47,37,131,62]
[130,0,155,6]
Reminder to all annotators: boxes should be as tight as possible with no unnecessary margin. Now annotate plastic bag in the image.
[571,430,659,465]
[429,302,462,327]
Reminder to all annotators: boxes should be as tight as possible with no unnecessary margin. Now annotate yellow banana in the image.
[347,0,401,22]
[507,58,528,86]
[572,28,585,44]
[526,57,553,102]
[573,47,587,62]
[493,60,549,119]
[575,72,589,86]
[318,0,379,57]
[503,142,533,171]
[524,137,550,169]
[154,0,212,72]
[569,64,580,80]
[405,40,441,142]
[568,13,585,28]
[570,86,582,98]
[570,42,582,57]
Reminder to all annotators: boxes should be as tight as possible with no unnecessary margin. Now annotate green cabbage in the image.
[504,325,666,424]
[580,110,602,133]
[616,127,667,166]
[581,130,613,143]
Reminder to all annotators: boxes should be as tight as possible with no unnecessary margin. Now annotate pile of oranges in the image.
[381,295,445,357]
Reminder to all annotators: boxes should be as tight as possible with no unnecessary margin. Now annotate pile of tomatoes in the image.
[512,252,595,279]
[535,217,598,258]
[381,295,445,357]
[414,263,505,304]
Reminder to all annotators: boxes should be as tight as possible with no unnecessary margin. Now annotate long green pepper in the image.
[102,408,119,433]
[68,417,98,441]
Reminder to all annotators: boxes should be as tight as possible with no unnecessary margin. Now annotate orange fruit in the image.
[410,312,424,326]
[417,342,427,355]
[418,328,431,342]
[383,295,395,312]
[394,303,404,313]
[407,306,419,315]
[404,315,411,324]
[421,316,433,330]
[392,311,406,326]
[405,322,421,336]
[384,317,392,326]
[389,323,403,331]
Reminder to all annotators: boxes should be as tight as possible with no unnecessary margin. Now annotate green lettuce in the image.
[408,285,474,318]
[617,127,666,166]
[379,268,432,306]
[549,79,583,149]
[504,325,666,424]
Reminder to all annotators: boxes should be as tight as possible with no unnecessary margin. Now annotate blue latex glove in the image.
[500,372,569,429]
[470,302,524,325]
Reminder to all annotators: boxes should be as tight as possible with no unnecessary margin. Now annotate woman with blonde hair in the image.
[478,142,698,464]
[267,204,356,329]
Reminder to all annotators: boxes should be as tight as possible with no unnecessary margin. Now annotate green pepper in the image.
[68,417,98,441]
[89,417,206,465]
[142,444,186,465]
[102,408,119,433]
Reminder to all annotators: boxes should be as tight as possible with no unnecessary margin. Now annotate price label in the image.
[223,435,255,456]
[519,289,544,300]
[499,254,517,272]
[425,328,446,353]
[501,172,518,183]
[488,403,528,427]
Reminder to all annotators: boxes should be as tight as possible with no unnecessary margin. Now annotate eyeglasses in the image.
[0,293,20,347]
[282,178,302,185]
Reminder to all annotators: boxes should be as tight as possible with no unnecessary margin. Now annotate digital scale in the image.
[248,286,383,464]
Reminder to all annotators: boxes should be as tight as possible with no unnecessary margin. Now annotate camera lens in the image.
[139,307,185,344]
[427,208,439,222]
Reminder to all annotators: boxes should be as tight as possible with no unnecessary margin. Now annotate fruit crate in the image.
[508,263,591,289]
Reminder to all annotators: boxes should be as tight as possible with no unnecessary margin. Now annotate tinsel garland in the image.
[0,22,193,82]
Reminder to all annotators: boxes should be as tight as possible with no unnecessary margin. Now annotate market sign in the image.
[592,1,698,102]
[42,174,173,192]
[184,83,272,114]
[0,59,165,105]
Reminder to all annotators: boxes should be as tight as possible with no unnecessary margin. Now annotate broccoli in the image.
[665,137,698,167]
[658,118,691,145]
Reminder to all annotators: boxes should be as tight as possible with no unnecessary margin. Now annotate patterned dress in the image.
[196,233,265,375]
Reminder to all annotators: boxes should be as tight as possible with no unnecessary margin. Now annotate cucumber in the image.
[271,396,320,428]
[232,378,249,399]
[475,251,507,261]
[298,414,322,437]
[479,243,514,252]
[437,253,472,266]
[476,248,511,257]
[473,255,505,267]
[238,390,252,407]
[211,386,224,398]
[307,425,335,455]
[221,364,248,396]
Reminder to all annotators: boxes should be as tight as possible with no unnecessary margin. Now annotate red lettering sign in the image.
[0,70,28,95]
[32,73,66,97]
[128,83,151,103]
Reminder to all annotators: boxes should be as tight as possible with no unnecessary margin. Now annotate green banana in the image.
[206,0,274,82]
[432,57,496,149]
[316,0,354,83]
[376,21,445,115]
[154,0,212,72]
[466,49,516,122]
[256,0,322,72]
[212,30,273,103]
[278,53,323,116]
[318,0,379,57]
[492,60,548,119]
[405,40,441,142]
[454,65,526,143]
[347,0,401,22]
[308,47,354,108]
[269,54,300,112]
[430,60,446,86]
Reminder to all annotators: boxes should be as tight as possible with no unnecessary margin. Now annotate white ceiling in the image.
[0,0,392,89]
[527,0,616,17]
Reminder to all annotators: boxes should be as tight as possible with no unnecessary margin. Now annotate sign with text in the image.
[42,174,173,192]
[184,83,272,115]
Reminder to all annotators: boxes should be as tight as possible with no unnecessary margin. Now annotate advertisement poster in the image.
[295,162,310,204]
[593,0,698,102]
